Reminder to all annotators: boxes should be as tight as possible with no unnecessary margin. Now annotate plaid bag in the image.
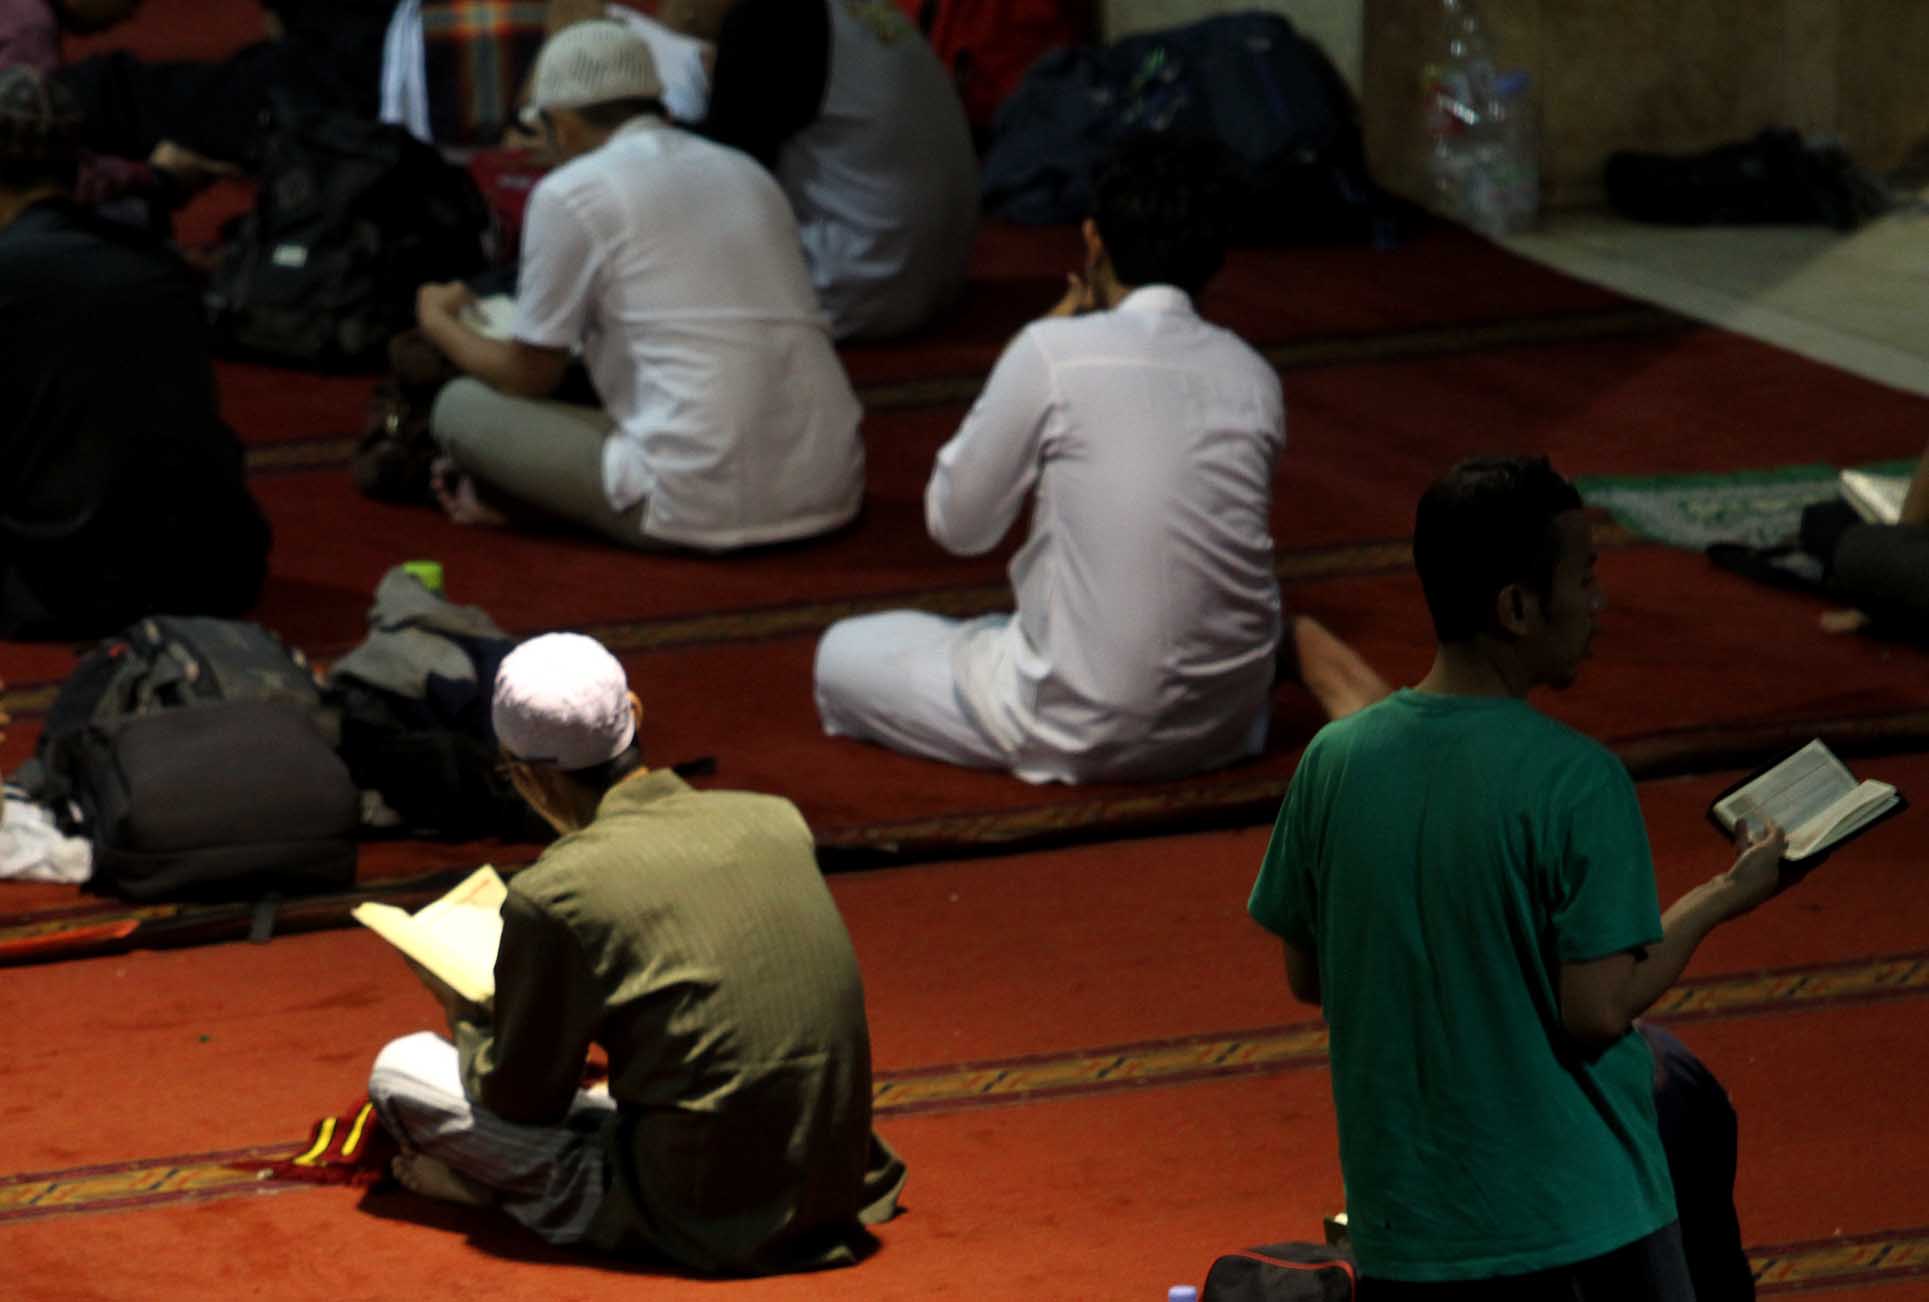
[423,0,550,146]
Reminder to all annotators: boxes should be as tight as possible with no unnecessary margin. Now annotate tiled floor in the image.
[1503,198,1929,399]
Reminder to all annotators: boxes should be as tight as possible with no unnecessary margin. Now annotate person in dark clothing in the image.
[52,0,399,168]
[0,66,270,639]
[1809,440,1929,643]
[1641,1024,1758,1302]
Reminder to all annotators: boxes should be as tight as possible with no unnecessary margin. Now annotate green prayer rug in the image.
[1576,461,1914,551]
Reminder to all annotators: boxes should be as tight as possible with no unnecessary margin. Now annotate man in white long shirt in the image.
[414,19,864,552]
[813,136,1387,784]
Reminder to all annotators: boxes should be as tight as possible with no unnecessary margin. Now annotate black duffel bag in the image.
[66,698,360,902]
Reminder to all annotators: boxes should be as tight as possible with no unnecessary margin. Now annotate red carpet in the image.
[4,755,1928,1296]
[7,11,1926,1294]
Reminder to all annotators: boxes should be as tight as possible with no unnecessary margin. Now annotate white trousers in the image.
[367,1031,617,1245]
[813,611,1012,771]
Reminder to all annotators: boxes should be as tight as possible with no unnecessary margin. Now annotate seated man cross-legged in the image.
[813,134,1387,785]
[415,19,865,552]
[367,633,906,1275]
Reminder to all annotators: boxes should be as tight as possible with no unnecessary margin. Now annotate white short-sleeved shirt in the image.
[514,117,864,549]
[926,287,1286,783]
[776,0,978,340]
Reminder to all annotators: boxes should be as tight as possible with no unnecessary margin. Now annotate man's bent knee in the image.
[428,377,501,460]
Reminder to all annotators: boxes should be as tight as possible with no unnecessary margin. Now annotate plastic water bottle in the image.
[1421,0,1538,235]
[1167,1287,1199,1302]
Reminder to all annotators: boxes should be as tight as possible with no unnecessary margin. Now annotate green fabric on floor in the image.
[1577,460,1914,550]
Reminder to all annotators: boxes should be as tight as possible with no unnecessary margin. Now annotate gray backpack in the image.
[23,617,359,902]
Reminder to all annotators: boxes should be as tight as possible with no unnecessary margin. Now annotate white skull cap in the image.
[527,18,663,116]
[492,633,636,771]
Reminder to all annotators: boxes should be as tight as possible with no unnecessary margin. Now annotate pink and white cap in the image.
[492,633,636,771]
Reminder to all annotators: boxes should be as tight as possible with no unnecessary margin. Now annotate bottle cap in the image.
[1168,1288,1199,1302]
[402,559,445,594]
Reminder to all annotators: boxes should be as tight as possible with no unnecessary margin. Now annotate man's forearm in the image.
[1619,875,1745,1023]
[420,310,542,397]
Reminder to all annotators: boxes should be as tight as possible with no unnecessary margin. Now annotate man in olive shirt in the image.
[368,633,904,1275]
[1248,457,1789,1299]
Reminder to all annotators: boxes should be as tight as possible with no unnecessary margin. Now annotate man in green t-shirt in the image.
[1248,456,1789,1299]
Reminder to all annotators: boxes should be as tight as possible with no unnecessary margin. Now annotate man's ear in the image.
[626,691,644,735]
[1494,583,1537,638]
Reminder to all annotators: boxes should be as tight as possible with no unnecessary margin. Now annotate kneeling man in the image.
[368,633,905,1274]
[813,134,1385,784]
[415,19,865,552]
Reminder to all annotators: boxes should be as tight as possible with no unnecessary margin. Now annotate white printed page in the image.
[1713,740,1855,836]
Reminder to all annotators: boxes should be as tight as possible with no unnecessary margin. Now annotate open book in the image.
[1839,468,1910,526]
[352,866,506,1004]
[459,294,518,342]
[1709,740,1906,861]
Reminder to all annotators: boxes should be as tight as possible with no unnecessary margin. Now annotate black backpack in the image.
[206,112,492,370]
[21,617,359,902]
[1203,1242,1356,1300]
[982,12,1389,242]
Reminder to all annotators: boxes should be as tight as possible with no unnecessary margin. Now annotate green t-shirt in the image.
[1248,690,1675,1281]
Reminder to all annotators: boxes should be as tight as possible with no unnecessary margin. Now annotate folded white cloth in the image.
[1,790,92,884]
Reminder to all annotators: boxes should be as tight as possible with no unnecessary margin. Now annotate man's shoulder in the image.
[1311,693,1616,771]
[0,202,194,309]
[1027,306,1278,383]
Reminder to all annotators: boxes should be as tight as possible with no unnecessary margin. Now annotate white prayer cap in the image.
[527,19,663,118]
[492,633,636,771]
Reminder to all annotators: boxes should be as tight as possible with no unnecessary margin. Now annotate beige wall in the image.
[1364,0,1929,210]
[1103,1,1929,214]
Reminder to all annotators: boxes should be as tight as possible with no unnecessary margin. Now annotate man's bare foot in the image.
[431,457,510,528]
[391,1152,494,1208]
[1819,608,1871,635]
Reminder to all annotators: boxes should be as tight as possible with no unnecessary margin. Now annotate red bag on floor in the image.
[466,146,551,258]
[898,0,1095,131]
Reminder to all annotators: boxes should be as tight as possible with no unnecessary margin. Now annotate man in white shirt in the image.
[670,0,978,341]
[813,135,1388,784]
[414,19,864,551]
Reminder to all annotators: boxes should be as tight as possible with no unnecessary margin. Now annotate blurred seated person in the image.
[813,135,1388,785]
[1811,437,1929,642]
[663,0,977,341]
[52,0,400,169]
[415,20,863,552]
[0,0,236,223]
[0,67,269,639]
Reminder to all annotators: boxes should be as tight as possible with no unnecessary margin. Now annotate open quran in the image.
[352,866,505,1004]
[1709,740,1905,862]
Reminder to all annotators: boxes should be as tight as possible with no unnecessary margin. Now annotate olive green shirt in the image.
[455,770,905,1273]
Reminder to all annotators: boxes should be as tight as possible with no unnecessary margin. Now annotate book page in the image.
[460,294,517,342]
[1839,469,1908,526]
[1787,780,1900,859]
[1712,740,1856,837]
[352,866,506,1004]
